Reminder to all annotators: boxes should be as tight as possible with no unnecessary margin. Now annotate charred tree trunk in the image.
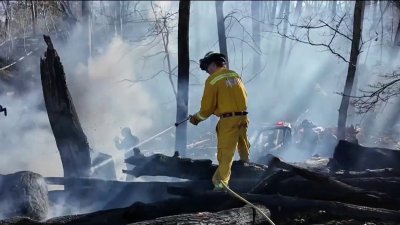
[0,192,270,225]
[242,194,400,222]
[40,35,91,183]
[215,0,228,67]
[129,205,269,225]
[175,0,190,157]
[330,140,400,171]
[337,0,364,140]
[252,156,399,209]
[124,152,267,181]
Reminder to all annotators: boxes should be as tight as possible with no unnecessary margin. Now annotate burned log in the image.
[124,152,267,181]
[0,171,48,221]
[0,192,247,225]
[163,191,400,224]
[333,168,400,179]
[128,205,269,225]
[251,156,400,210]
[45,176,258,212]
[243,194,400,223]
[339,177,400,198]
[40,35,91,179]
[330,140,400,171]
[0,204,269,225]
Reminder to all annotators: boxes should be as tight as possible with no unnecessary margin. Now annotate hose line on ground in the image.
[220,182,276,225]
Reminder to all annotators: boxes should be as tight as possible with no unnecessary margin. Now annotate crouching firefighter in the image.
[189,51,250,191]
[0,105,7,116]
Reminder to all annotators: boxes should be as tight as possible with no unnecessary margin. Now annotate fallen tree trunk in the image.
[243,194,400,223]
[46,177,258,212]
[169,191,400,223]
[0,192,245,225]
[40,35,91,180]
[124,152,267,181]
[251,156,400,209]
[0,204,269,225]
[339,177,400,198]
[3,192,400,225]
[330,140,400,171]
[129,205,269,225]
[332,168,400,179]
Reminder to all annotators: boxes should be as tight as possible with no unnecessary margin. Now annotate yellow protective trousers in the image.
[212,115,250,187]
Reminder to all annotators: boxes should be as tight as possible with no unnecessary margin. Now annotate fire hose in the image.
[220,182,276,225]
[177,116,275,224]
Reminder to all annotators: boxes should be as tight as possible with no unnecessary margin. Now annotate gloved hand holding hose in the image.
[175,115,201,127]
[189,114,201,126]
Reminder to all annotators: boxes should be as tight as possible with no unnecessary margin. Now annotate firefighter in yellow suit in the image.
[189,52,250,191]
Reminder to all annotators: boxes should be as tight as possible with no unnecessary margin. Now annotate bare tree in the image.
[215,0,228,67]
[275,1,290,85]
[337,0,365,140]
[29,0,37,35]
[392,1,400,59]
[295,0,303,17]
[352,71,400,113]
[331,0,337,21]
[251,1,261,77]
[114,1,122,36]
[175,0,190,157]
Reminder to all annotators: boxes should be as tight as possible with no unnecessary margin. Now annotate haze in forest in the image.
[0,1,399,181]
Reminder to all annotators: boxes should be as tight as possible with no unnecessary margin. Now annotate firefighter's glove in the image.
[189,115,201,126]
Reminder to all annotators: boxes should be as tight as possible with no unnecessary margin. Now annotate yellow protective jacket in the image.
[195,68,248,121]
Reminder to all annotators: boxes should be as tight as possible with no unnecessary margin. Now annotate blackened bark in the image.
[128,205,269,225]
[40,35,91,182]
[215,0,228,67]
[337,0,364,140]
[124,153,267,181]
[330,140,400,171]
[175,0,190,157]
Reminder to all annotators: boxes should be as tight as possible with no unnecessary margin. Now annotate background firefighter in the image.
[189,52,250,191]
[114,127,140,181]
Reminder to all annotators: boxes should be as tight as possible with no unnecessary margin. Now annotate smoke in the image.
[0,89,62,178]
[0,1,400,218]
